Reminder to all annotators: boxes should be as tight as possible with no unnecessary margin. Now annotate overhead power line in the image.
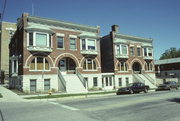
[1,0,7,21]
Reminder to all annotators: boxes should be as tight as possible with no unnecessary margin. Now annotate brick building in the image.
[9,13,101,93]
[100,25,157,89]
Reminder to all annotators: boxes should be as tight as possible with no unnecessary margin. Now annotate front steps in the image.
[62,74,88,93]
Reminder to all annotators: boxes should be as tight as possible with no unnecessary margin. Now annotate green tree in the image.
[160,47,180,60]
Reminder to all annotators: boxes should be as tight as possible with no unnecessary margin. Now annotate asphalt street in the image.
[0,90,180,121]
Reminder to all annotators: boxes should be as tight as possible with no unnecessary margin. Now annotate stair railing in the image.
[142,73,157,86]
[57,70,66,91]
[133,73,145,83]
[76,70,86,88]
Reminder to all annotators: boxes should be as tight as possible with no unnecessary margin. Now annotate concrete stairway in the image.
[133,74,157,88]
[63,74,88,93]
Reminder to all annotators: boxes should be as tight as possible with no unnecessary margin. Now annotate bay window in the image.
[28,32,51,48]
[116,44,128,56]
[81,38,96,50]
[143,47,153,57]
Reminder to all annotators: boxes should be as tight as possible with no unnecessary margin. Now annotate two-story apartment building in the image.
[101,25,157,89]
[9,13,101,93]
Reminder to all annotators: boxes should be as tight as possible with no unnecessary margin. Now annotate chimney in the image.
[112,25,119,33]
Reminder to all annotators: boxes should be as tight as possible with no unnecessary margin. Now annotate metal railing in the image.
[133,73,145,83]
[76,70,86,88]
[57,70,66,91]
[142,73,157,86]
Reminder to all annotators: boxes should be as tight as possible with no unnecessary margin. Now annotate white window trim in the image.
[27,32,50,47]
[118,62,128,72]
[83,59,97,71]
[137,47,142,57]
[57,36,64,49]
[80,38,97,51]
[116,44,128,56]
[69,37,77,50]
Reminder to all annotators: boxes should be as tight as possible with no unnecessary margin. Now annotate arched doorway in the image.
[58,57,76,74]
[132,62,142,74]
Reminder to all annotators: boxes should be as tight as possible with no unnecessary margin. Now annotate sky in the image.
[1,0,180,60]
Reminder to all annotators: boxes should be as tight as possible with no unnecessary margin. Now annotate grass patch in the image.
[0,93,2,98]
[25,91,116,99]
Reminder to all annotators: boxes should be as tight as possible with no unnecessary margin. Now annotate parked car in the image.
[116,82,150,95]
[156,81,179,91]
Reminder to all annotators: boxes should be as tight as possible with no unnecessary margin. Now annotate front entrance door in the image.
[59,59,66,73]
[132,62,142,74]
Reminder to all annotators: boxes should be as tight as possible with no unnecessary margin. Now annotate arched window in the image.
[145,62,153,71]
[83,59,97,70]
[30,57,49,71]
[117,61,128,72]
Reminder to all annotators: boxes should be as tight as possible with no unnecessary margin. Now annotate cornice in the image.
[114,33,153,43]
[27,16,99,33]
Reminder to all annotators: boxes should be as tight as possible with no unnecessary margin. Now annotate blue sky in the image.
[1,0,180,60]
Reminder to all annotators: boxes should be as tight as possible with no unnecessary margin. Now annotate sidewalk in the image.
[0,85,24,102]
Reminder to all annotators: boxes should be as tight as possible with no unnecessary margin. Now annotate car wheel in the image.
[144,88,148,93]
[176,87,178,90]
[130,90,134,94]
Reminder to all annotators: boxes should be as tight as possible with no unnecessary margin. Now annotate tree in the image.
[160,47,180,60]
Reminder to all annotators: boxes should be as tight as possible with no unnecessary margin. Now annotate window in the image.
[117,61,128,72]
[118,78,122,86]
[116,45,120,55]
[81,39,96,50]
[148,48,153,56]
[28,32,51,47]
[29,33,33,46]
[49,35,51,48]
[106,77,108,86]
[87,39,95,50]
[116,44,128,56]
[109,77,112,86]
[83,59,97,70]
[57,36,64,48]
[137,48,141,56]
[82,39,86,50]
[13,60,17,73]
[30,57,50,71]
[130,47,134,56]
[36,33,47,47]
[122,45,128,55]
[93,77,98,86]
[30,79,36,92]
[44,79,50,91]
[70,38,76,50]
[144,48,147,56]
[37,57,44,70]
[143,47,153,57]
[145,62,153,71]
[126,78,129,86]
